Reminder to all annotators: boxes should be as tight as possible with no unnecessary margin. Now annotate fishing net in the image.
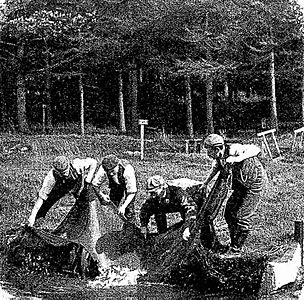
[5,183,145,279]
[4,174,268,295]
[139,169,268,295]
[5,225,99,278]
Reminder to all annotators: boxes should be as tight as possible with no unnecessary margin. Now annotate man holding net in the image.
[28,155,98,226]
[202,134,267,255]
[139,175,197,241]
[93,154,138,224]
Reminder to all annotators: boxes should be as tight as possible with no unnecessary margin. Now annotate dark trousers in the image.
[224,179,264,235]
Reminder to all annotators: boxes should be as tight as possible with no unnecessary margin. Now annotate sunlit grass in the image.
[0,133,303,260]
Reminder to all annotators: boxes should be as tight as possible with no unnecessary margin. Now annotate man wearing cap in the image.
[139,175,197,241]
[92,154,137,223]
[202,133,267,255]
[28,156,98,226]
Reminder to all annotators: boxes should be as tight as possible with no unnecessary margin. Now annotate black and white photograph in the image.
[1,0,304,299]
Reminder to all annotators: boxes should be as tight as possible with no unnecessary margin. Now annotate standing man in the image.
[93,154,137,224]
[139,175,197,241]
[28,155,98,226]
[202,134,267,254]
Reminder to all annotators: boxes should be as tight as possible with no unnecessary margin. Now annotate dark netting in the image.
[141,169,232,274]
[5,225,99,278]
[5,183,145,278]
[4,175,268,295]
[139,169,268,296]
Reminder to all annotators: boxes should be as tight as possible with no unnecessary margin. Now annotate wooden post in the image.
[79,73,85,135]
[138,119,148,160]
[185,140,189,154]
[294,220,304,266]
[42,104,46,134]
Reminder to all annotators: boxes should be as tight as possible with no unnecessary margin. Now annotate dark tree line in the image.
[0,0,303,136]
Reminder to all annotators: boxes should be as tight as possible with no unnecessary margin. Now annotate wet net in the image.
[5,175,268,295]
[139,168,268,295]
[5,183,145,279]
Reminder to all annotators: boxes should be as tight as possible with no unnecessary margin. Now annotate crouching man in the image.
[139,175,197,241]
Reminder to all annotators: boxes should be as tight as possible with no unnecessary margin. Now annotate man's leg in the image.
[232,189,262,251]
[155,213,168,234]
[224,189,241,249]
[199,218,219,250]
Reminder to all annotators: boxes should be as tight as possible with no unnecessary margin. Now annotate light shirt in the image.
[92,162,137,194]
[228,143,261,160]
[38,158,97,200]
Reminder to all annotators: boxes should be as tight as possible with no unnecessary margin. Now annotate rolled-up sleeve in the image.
[91,165,107,187]
[180,193,197,222]
[123,164,137,194]
[38,170,56,200]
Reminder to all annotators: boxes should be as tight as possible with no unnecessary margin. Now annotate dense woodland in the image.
[0,0,303,136]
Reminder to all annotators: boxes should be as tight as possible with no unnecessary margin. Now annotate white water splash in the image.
[0,286,15,299]
[88,266,147,289]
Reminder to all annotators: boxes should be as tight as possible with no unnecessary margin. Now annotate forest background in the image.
[0,0,303,137]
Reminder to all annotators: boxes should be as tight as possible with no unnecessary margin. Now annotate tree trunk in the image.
[45,55,53,130]
[185,75,194,137]
[129,62,138,134]
[16,41,29,133]
[206,77,214,134]
[302,77,304,125]
[205,12,214,135]
[270,49,278,131]
[302,51,304,125]
[118,69,126,133]
[79,73,85,135]
[0,67,4,129]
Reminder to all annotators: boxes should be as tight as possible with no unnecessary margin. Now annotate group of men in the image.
[27,133,267,258]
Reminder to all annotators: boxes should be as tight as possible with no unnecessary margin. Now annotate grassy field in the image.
[0,131,303,261]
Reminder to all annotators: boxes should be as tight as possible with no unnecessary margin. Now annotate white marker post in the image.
[138,119,148,160]
[42,104,46,134]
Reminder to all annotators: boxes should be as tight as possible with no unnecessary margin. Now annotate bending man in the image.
[28,155,97,226]
[93,154,137,224]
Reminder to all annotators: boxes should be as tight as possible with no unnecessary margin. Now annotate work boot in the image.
[231,230,249,251]
[219,246,243,259]
[200,222,218,250]
[213,241,230,254]
[220,230,249,258]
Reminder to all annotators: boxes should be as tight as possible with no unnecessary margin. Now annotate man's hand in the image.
[102,194,111,204]
[28,217,44,227]
[27,215,36,227]
[96,190,111,205]
[182,227,190,241]
[200,182,210,195]
[140,226,148,239]
[118,205,126,218]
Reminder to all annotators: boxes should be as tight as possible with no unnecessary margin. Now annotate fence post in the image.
[138,119,148,160]
[42,104,46,134]
[294,220,304,266]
